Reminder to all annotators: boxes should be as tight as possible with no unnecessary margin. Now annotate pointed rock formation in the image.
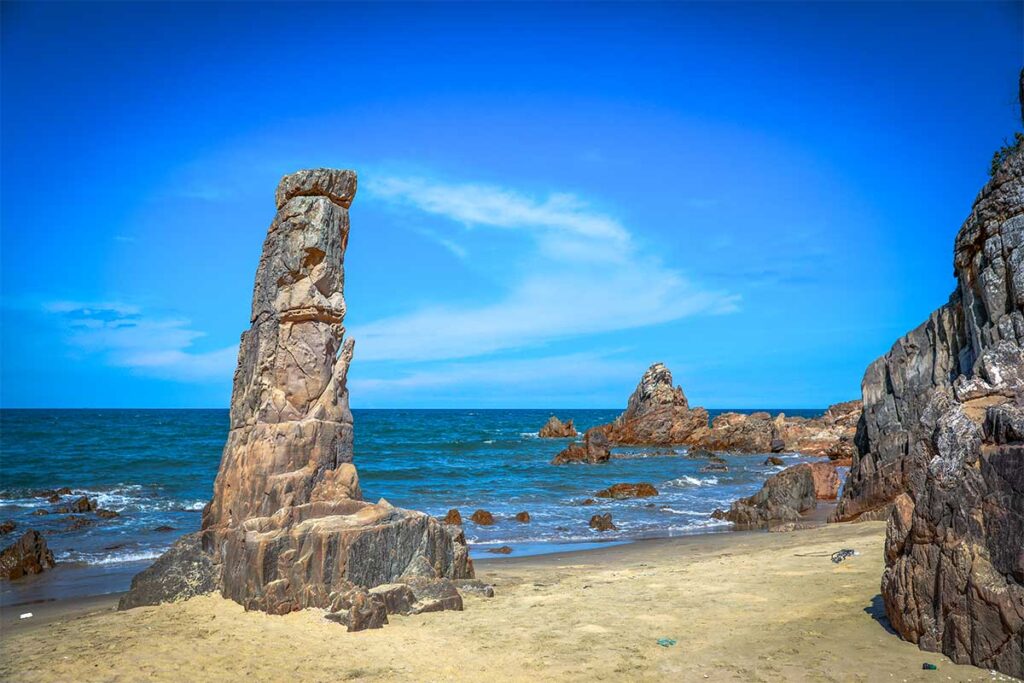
[538,416,577,438]
[836,123,1023,675]
[120,169,472,621]
[597,363,709,445]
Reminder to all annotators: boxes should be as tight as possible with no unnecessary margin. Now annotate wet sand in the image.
[0,522,1012,682]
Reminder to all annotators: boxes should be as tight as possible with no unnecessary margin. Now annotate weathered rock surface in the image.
[120,169,472,624]
[118,533,220,609]
[574,363,860,456]
[0,530,55,580]
[551,429,611,465]
[848,136,1023,677]
[596,363,709,445]
[594,483,659,499]
[538,416,577,438]
[513,511,530,523]
[443,509,462,525]
[0,521,15,535]
[712,463,839,528]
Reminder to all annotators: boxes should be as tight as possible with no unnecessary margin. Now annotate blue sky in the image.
[2,1,1021,409]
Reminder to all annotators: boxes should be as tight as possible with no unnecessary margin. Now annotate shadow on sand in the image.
[864,593,898,635]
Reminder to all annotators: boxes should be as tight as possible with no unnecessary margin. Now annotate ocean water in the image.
[0,408,826,605]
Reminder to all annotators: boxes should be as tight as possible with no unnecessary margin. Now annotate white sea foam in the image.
[58,548,166,566]
[665,475,719,488]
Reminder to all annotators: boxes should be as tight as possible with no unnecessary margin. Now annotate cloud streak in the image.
[45,301,237,382]
[357,174,738,362]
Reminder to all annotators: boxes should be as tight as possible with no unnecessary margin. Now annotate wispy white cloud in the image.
[350,351,640,401]
[356,174,738,362]
[45,301,236,382]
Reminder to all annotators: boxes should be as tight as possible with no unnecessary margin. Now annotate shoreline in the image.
[2,521,1012,682]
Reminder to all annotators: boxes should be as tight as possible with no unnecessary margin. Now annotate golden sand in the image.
[0,522,1007,682]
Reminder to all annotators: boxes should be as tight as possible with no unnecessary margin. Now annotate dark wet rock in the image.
[62,516,94,531]
[551,429,611,465]
[838,118,1024,677]
[595,483,658,499]
[513,511,530,523]
[443,509,462,525]
[470,509,494,525]
[35,487,71,499]
[68,496,95,513]
[685,448,716,459]
[153,525,175,532]
[0,521,15,535]
[580,498,596,506]
[700,463,729,473]
[95,509,120,519]
[589,513,616,531]
[538,416,578,438]
[122,169,472,617]
[487,546,513,554]
[764,456,785,466]
[0,530,55,580]
[118,533,220,610]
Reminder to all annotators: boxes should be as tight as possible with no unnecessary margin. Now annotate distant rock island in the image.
[552,362,860,464]
[120,169,479,629]
[538,415,577,438]
[836,122,1023,675]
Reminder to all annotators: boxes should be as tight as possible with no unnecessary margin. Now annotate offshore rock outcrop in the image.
[120,169,472,624]
[837,136,1023,675]
[574,362,859,456]
[538,416,577,438]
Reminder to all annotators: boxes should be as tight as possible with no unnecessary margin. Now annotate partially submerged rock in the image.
[486,546,513,554]
[538,416,578,438]
[589,513,616,531]
[551,429,611,465]
[0,530,55,580]
[470,509,494,525]
[513,511,530,523]
[443,509,462,525]
[0,521,15,535]
[594,483,659,499]
[120,169,472,624]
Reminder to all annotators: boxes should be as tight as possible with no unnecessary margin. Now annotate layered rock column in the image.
[122,169,473,618]
[837,139,1022,675]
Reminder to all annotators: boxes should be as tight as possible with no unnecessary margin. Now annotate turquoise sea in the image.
[0,408,826,606]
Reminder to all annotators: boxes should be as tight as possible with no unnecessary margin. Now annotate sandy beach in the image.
[1,522,1011,683]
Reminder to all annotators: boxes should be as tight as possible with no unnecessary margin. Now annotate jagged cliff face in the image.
[838,145,1023,676]
[122,169,472,617]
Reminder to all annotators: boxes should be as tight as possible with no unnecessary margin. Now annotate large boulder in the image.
[712,463,838,528]
[117,533,219,609]
[839,118,1023,676]
[538,416,577,438]
[0,530,55,580]
[120,169,472,623]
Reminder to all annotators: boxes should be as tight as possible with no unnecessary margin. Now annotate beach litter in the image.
[19,612,32,619]
[656,638,677,648]
[831,548,858,563]
[922,663,937,670]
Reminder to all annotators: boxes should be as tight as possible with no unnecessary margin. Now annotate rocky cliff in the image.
[836,136,1023,675]
[120,169,473,625]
